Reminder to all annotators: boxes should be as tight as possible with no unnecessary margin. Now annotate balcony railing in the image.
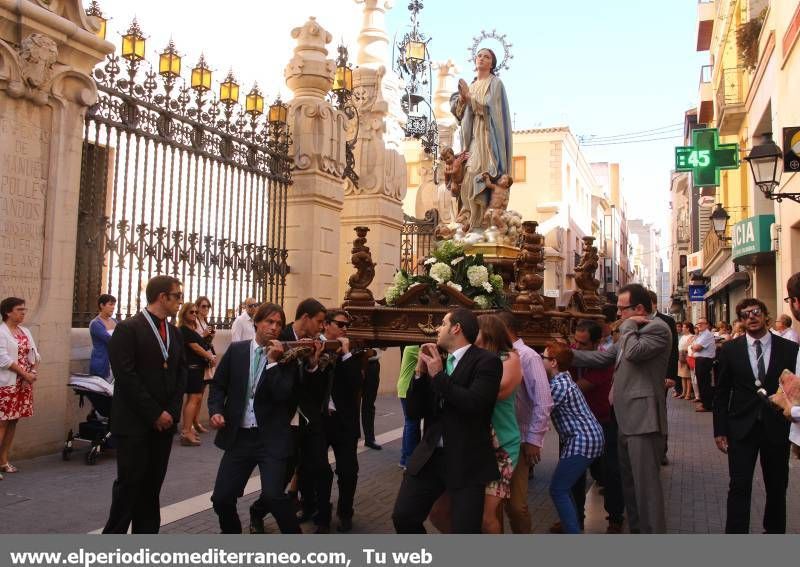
[702,228,731,271]
[716,66,747,135]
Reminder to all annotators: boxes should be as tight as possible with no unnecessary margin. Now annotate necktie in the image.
[250,346,264,399]
[754,340,766,384]
[445,354,456,375]
[159,319,167,343]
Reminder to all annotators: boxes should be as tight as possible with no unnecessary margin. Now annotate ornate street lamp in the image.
[709,203,730,240]
[121,19,146,63]
[392,0,439,161]
[219,70,240,106]
[245,84,264,117]
[190,54,212,93]
[745,133,799,203]
[330,44,359,188]
[158,40,181,80]
[85,0,107,40]
[268,95,288,126]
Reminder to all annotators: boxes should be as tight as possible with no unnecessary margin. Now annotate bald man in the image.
[231,298,259,343]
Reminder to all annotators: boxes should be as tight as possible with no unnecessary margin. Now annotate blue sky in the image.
[103,0,706,244]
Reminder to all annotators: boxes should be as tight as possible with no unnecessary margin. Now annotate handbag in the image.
[686,356,696,370]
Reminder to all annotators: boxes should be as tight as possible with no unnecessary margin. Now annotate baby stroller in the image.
[63,374,114,465]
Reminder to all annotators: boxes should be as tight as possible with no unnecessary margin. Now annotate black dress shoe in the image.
[297,509,316,523]
[315,525,330,534]
[337,518,353,533]
[249,514,265,534]
[364,440,382,450]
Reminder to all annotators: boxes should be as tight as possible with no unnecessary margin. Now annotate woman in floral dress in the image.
[0,297,40,478]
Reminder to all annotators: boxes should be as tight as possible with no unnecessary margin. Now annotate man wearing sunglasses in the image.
[713,298,799,533]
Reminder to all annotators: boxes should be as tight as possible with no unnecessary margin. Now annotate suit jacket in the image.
[108,311,187,436]
[208,339,299,457]
[406,345,502,488]
[325,354,363,437]
[656,312,679,381]
[278,325,326,424]
[712,334,799,443]
[572,316,671,437]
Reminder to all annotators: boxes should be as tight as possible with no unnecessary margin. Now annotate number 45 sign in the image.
[675,128,739,187]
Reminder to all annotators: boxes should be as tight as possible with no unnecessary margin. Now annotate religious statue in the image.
[450,48,513,235]
[441,146,468,214]
[481,171,513,233]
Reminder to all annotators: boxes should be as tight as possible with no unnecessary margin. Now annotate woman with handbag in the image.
[0,297,41,477]
[678,322,696,401]
[177,302,216,446]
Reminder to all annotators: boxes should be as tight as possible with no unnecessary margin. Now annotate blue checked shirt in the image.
[549,371,605,460]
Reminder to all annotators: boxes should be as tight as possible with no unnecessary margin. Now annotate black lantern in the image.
[85,0,107,40]
[709,203,730,240]
[745,133,783,198]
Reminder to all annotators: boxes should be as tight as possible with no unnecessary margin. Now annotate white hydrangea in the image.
[450,256,465,266]
[393,270,407,286]
[467,265,489,287]
[385,285,402,305]
[446,281,463,292]
[424,257,437,265]
[429,262,452,283]
[473,295,491,310]
[482,281,494,293]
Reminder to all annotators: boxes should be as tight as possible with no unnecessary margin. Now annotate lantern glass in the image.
[333,66,353,93]
[246,90,264,115]
[220,79,240,104]
[191,66,212,92]
[269,101,288,125]
[405,40,426,63]
[159,51,181,78]
[95,17,107,40]
[710,204,729,237]
[751,156,781,188]
[122,33,145,61]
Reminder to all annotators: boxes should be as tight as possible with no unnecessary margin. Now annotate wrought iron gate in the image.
[73,53,291,328]
[399,209,439,275]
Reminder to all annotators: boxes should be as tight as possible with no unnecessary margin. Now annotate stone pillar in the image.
[0,0,112,457]
[283,18,348,316]
[339,0,407,301]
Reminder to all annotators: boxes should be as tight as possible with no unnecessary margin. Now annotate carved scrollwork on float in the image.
[343,226,377,307]
[417,314,437,336]
[574,235,603,313]
[513,220,545,314]
[390,314,409,330]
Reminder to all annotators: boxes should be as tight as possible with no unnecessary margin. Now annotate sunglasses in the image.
[246,303,259,308]
[188,310,198,315]
[739,308,763,319]
[541,356,554,361]
[331,320,350,329]
[166,292,183,300]
[198,304,210,309]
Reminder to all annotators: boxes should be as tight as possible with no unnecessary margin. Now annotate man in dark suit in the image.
[103,275,187,534]
[392,308,502,533]
[311,309,362,533]
[713,298,799,533]
[208,303,302,534]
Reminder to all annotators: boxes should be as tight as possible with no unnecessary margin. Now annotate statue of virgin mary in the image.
[450,47,513,235]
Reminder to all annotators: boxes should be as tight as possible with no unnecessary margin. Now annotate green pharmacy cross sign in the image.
[675,128,740,187]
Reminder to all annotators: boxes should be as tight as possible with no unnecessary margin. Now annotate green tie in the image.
[446,354,456,375]
[249,346,264,399]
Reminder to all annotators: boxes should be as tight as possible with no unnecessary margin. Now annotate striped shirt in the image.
[549,371,605,460]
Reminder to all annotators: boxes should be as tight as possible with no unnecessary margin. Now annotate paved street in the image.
[1,394,798,534]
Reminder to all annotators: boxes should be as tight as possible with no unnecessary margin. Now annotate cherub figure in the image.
[441,146,469,210]
[481,172,513,232]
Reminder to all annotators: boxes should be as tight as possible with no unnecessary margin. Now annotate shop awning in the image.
[702,272,749,300]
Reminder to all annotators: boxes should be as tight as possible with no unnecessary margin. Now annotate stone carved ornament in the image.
[0,34,96,107]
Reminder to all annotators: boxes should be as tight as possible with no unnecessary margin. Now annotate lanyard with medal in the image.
[143,309,170,369]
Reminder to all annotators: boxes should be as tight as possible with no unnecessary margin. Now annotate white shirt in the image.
[230,312,255,343]
[745,332,771,382]
[693,329,716,358]
[319,334,352,412]
[449,344,471,371]
[240,339,277,428]
[772,327,800,344]
[789,355,800,446]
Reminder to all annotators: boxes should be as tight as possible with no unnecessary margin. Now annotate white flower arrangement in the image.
[467,265,489,287]
[473,295,491,310]
[446,281,463,292]
[424,257,437,265]
[450,256,465,266]
[385,285,402,306]
[482,281,494,293]
[429,262,452,283]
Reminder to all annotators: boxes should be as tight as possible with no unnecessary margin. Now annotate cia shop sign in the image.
[732,214,775,264]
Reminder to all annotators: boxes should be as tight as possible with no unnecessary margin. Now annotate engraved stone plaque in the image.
[0,98,50,312]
